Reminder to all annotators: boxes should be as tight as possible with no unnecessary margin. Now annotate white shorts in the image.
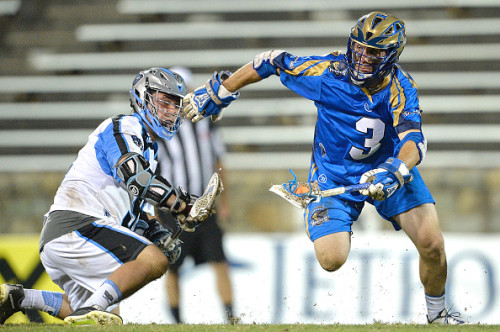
[40,218,151,310]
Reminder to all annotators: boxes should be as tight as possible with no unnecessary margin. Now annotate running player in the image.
[181,12,465,324]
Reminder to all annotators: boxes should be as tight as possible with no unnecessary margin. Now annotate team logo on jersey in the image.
[319,143,327,157]
[131,135,143,150]
[364,102,372,112]
[288,56,300,69]
[318,174,327,183]
[311,206,329,227]
[328,60,348,76]
[402,109,421,117]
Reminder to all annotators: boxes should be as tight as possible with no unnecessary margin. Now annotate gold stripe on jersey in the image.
[395,64,418,89]
[310,162,319,179]
[361,75,391,100]
[282,60,330,77]
[390,75,406,127]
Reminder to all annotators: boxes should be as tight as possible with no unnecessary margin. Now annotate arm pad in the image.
[396,131,427,165]
[115,152,175,207]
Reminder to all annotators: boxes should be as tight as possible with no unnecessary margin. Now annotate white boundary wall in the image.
[121,232,498,325]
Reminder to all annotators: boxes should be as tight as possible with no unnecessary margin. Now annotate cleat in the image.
[428,308,466,325]
[228,316,241,325]
[64,305,123,326]
[0,284,25,324]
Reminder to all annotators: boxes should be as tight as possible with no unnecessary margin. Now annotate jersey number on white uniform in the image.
[349,117,385,160]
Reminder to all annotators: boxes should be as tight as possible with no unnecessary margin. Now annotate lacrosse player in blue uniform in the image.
[0,68,221,326]
[182,12,465,325]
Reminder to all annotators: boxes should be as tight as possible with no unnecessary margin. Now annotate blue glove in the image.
[182,71,240,122]
[359,157,413,201]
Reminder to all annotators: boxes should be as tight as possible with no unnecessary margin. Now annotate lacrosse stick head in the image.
[269,169,318,209]
[188,171,223,222]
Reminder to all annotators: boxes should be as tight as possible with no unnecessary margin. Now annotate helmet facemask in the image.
[143,89,183,139]
[347,40,398,87]
[346,12,406,88]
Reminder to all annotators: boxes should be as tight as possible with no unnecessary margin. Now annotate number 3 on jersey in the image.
[349,117,385,160]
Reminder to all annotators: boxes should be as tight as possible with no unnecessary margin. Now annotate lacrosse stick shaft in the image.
[163,227,183,248]
[319,182,370,197]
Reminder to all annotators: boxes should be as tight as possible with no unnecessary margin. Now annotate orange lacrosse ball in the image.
[294,185,309,194]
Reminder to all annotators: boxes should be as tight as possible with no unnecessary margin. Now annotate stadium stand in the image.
[0,0,499,172]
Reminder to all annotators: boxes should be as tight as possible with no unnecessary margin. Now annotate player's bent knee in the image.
[418,235,445,262]
[138,244,169,279]
[313,233,350,272]
[316,253,347,272]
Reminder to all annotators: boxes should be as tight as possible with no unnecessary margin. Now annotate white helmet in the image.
[129,67,188,140]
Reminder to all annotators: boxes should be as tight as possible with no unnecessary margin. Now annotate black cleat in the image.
[0,284,25,324]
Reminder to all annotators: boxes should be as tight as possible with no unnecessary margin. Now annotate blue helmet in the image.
[129,67,188,140]
[346,12,406,87]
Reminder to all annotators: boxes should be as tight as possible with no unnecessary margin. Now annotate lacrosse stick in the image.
[269,169,370,209]
[163,171,223,247]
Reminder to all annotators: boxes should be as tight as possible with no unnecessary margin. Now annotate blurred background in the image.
[0,0,500,234]
[1,0,500,325]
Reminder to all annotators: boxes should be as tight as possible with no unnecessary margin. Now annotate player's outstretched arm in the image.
[182,50,285,122]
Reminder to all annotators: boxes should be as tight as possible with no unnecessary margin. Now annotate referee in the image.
[156,67,236,324]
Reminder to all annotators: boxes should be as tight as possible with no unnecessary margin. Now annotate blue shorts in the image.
[304,167,435,241]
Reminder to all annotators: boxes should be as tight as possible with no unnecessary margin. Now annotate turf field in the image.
[0,324,498,332]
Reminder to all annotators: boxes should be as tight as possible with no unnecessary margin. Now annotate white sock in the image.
[425,292,445,320]
[82,279,122,311]
[21,289,63,316]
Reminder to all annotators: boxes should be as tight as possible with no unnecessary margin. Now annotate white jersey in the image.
[48,113,157,227]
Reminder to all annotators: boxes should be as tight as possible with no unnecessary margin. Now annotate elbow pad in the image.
[396,131,427,165]
[253,50,285,79]
[115,152,175,207]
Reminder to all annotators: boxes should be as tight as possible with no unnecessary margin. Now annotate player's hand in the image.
[143,220,182,264]
[359,157,413,201]
[179,172,223,231]
[182,71,239,123]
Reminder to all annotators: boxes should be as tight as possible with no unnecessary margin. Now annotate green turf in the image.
[0,324,498,332]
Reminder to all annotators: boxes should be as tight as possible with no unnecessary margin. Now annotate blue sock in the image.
[21,289,63,316]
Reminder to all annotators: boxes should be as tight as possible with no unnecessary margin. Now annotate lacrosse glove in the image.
[164,187,199,232]
[359,157,413,201]
[143,220,182,264]
[182,71,240,123]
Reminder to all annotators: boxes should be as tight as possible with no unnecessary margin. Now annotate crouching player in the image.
[0,67,222,325]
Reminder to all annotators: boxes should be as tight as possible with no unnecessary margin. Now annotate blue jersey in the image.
[273,51,422,193]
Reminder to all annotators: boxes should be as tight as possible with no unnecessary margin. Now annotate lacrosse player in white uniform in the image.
[0,67,222,326]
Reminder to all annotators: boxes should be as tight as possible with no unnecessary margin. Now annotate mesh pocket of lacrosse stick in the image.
[283,169,315,198]
[269,169,318,209]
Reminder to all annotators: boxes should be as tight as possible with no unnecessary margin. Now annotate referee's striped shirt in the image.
[156,120,225,197]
